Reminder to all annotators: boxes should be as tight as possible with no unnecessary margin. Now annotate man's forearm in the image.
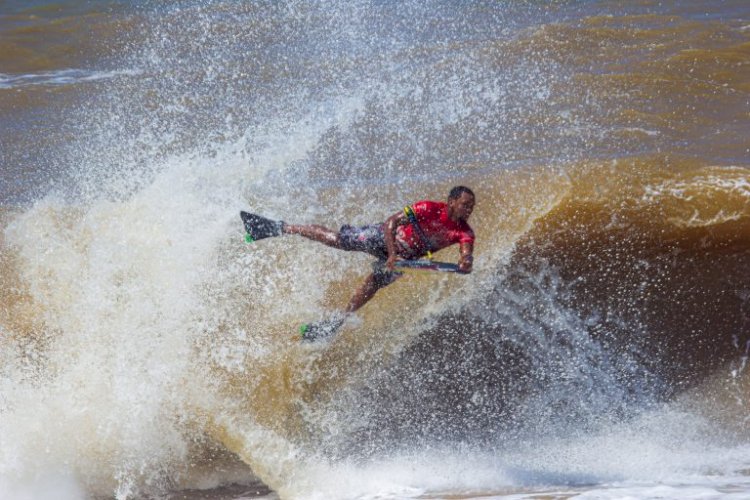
[459,243,474,272]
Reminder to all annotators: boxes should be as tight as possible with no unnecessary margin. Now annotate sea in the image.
[1,1,749,499]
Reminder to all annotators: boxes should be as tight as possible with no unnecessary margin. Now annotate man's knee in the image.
[370,265,401,288]
[327,230,343,248]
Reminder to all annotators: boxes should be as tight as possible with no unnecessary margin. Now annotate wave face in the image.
[1,1,749,499]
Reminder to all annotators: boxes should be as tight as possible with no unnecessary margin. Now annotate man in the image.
[241,186,475,341]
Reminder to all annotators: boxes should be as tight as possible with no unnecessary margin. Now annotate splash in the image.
[1,1,749,499]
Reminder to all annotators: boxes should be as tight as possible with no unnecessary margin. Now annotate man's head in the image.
[447,185,475,222]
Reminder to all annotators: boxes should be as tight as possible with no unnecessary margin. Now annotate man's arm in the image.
[458,242,473,273]
[383,211,408,270]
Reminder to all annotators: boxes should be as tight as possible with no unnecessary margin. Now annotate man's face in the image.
[448,192,475,222]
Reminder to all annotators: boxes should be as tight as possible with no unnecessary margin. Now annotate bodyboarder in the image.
[241,186,476,341]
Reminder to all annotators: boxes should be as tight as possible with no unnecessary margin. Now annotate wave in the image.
[0,69,141,89]
[2,136,749,499]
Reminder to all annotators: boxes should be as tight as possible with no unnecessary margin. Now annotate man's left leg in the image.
[283,223,343,248]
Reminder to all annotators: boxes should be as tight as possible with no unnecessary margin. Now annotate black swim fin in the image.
[240,211,285,242]
[299,315,346,342]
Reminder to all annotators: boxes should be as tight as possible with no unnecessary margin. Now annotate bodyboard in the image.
[394,259,466,274]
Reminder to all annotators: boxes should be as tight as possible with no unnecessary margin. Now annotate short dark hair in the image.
[448,185,475,200]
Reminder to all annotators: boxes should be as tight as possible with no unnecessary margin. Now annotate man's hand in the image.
[458,256,473,273]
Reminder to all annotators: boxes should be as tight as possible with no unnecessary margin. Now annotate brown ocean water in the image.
[1,1,749,499]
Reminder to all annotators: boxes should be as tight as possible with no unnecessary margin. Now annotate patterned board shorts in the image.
[339,224,402,287]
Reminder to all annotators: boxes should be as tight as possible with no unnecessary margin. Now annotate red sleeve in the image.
[459,227,475,245]
[411,200,439,220]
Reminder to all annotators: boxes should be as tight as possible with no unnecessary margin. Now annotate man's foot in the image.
[240,212,285,242]
[299,315,346,342]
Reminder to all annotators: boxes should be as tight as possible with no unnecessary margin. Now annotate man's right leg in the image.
[300,271,395,342]
[283,224,343,249]
[346,273,381,313]
[349,257,405,311]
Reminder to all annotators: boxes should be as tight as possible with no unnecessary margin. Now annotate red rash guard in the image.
[394,200,475,259]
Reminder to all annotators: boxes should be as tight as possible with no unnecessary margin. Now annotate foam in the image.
[276,409,750,499]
